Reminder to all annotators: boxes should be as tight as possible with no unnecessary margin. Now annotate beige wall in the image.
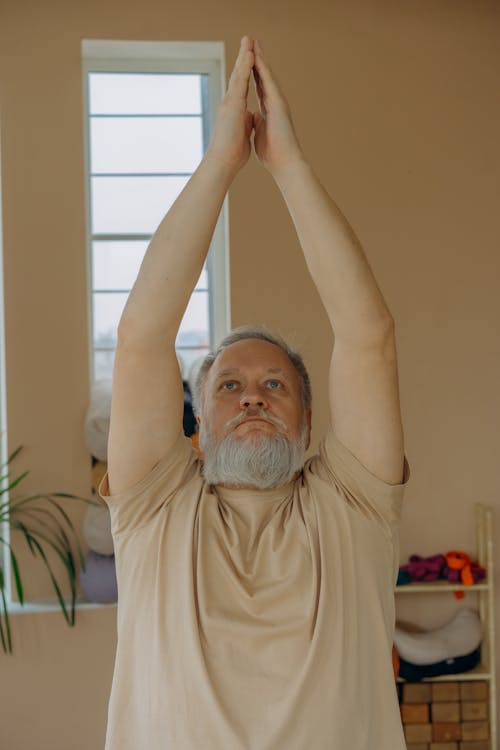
[1,0,499,747]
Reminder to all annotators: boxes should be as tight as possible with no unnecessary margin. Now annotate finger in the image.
[253,38,283,104]
[227,36,255,101]
[244,110,254,137]
[253,111,263,130]
[252,66,266,116]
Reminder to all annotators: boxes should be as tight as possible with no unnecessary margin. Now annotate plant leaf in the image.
[5,445,23,465]
[11,506,69,549]
[18,530,72,625]
[12,496,90,569]
[10,549,24,605]
[14,521,38,556]
[0,535,25,605]
[0,601,8,653]
[0,583,12,653]
[0,564,12,654]
[10,491,98,509]
[13,522,78,626]
[0,534,24,605]
[0,470,30,498]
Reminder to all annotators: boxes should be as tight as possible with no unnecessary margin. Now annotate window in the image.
[81,41,230,384]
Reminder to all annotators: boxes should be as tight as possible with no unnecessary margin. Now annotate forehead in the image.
[208,338,299,385]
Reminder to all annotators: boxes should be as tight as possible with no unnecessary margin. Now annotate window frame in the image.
[81,39,231,385]
[0,131,12,604]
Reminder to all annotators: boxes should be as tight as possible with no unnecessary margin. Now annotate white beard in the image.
[200,418,309,489]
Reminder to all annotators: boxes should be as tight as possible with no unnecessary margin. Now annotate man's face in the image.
[198,338,311,449]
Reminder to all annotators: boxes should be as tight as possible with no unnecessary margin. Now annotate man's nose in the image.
[239,385,268,409]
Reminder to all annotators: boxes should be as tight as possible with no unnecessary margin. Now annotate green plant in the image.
[0,444,97,653]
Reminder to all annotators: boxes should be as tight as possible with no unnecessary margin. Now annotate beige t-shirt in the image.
[99,428,410,750]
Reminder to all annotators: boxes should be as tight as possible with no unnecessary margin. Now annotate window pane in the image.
[176,291,209,349]
[94,347,210,385]
[92,241,208,290]
[93,240,148,290]
[90,117,203,174]
[176,347,210,381]
[195,267,208,290]
[94,349,116,382]
[93,291,209,351]
[89,73,202,115]
[91,175,189,234]
[93,292,129,347]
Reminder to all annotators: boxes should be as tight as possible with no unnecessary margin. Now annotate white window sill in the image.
[7,598,117,615]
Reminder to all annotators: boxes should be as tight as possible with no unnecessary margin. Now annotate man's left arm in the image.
[252,40,404,484]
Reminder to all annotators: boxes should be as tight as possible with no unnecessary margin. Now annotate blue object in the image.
[398,646,481,682]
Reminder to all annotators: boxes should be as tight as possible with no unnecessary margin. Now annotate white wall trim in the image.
[82,39,224,61]
[0,116,12,602]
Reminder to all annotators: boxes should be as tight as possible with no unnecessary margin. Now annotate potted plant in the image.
[0,443,96,653]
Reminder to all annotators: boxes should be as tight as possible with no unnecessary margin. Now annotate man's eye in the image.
[222,381,238,390]
[267,380,282,389]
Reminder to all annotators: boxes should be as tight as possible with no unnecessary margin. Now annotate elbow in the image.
[378,312,397,359]
[359,311,397,356]
[331,307,397,353]
[364,308,396,345]
[380,310,396,339]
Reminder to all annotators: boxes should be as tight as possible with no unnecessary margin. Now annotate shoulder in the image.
[99,434,201,537]
[302,427,410,531]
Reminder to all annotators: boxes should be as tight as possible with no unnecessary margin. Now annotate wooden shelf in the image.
[397,662,492,684]
[395,504,496,748]
[396,581,488,594]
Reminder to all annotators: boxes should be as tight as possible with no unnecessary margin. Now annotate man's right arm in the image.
[107,36,255,496]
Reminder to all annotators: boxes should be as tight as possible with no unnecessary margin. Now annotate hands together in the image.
[206,36,305,179]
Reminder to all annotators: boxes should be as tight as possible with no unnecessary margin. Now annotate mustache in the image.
[225,409,288,432]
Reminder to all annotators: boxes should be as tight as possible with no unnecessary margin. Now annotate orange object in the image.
[446,550,475,599]
[392,645,400,681]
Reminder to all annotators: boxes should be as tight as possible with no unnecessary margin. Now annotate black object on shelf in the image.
[398,646,481,682]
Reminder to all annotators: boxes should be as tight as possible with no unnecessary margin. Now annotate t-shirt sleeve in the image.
[97,434,199,537]
[309,427,410,544]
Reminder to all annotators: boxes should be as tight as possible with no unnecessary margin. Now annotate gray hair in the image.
[191,325,312,418]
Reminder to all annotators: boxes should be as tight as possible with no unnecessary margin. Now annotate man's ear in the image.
[196,416,201,426]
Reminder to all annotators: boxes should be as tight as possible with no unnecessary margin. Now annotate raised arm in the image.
[106,37,256,495]
[251,39,404,484]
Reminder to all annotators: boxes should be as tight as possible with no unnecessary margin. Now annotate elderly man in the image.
[99,36,409,750]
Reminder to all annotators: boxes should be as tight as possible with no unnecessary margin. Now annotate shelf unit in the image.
[395,503,496,749]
